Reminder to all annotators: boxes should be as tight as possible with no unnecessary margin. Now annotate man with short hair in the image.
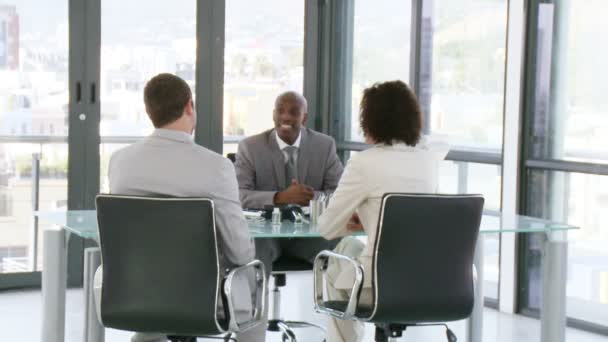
[235,91,344,339]
[97,73,257,342]
[236,91,343,208]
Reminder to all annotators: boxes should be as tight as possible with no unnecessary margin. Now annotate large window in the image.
[100,0,196,138]
[0,143,67,274]
[524,171,608,326]
[99,0,196,186]
[341,1,506,301]
[223,0,304,154]
[438,161,501,299]
[438,161,501,210]
[0,4,68,137]
[521,0,608,330]
[422,0,509,301]
[427,0,507,149]
[0,2,68,275]
[529,1,608,164]
[349,0,411,142]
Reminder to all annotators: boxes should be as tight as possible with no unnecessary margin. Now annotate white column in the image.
[83,247,104,342]
[42,228,68,342]
[499,0,526,314]
[541,231,568,342]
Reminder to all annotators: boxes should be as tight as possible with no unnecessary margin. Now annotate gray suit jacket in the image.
[235,128,344,208]
[108,128,255,267]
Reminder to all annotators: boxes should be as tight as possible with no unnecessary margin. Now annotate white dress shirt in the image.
[318,139,449,288]
[275,129,301,164]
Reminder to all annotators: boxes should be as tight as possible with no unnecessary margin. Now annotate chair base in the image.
[268,319,326,342]
[374,323,458,342]
[374,324,406,342]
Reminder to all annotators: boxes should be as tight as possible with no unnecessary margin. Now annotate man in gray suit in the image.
[235,91,343,338]
[236,92,343,209]
[99,73,258,342]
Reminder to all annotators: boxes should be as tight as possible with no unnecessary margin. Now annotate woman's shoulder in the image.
[415,135,450,158]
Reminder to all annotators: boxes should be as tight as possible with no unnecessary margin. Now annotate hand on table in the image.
[347,213,364,232]
[274,180,315,206]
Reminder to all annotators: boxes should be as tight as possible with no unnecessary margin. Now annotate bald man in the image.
[234,91,343,340]
[236,91,343,209]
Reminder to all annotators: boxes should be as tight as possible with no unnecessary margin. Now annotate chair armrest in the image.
[313,250,364,320]
[223,260,266,332]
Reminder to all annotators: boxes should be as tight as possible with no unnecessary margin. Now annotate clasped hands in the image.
[275,180,364,233]
[274,179,315,206]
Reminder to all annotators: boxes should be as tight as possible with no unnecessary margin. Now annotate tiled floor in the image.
[2,273,607,341]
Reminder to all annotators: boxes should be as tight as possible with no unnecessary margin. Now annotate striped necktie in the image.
[284,146,298,189]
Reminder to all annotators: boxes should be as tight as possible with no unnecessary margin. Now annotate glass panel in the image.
[482,233,500,301]
[438,161,502,299]
[0,143,67,273]
[0,3,68,276]
[223,142,238,158]
[524,170,608,326]
[427,0,507,149]
[529,1,608,163]
[349,0,412,142]
[438,161,501,210]
[0,3,69,136]
[224,0,304,142]
[100,0,196,137]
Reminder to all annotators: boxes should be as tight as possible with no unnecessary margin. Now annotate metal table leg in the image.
[467,235,484,342]
[541,231,568,342]
[84,247,104,342]
[42,228,69,342]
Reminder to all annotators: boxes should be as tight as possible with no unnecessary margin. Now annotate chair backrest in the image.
[95,195,226,335]
[367,193,484,324]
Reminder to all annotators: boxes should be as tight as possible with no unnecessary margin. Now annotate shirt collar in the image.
[275,129,301,150]
[150,128,194,144]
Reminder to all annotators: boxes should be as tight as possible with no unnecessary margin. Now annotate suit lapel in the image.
[268,130,287,189]
[297,129,309,183]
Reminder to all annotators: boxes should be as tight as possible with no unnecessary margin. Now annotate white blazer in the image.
[318,140,448,288]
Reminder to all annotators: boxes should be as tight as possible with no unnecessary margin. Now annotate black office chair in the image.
[267,257,326,342]
[313,193,484,342]
[95,195,266,342]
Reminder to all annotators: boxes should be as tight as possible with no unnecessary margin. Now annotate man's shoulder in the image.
[112,139,227,167]
[238,129,273,149]
[238,129,272,153]
[303,128,336,146]
[109,141,143,163]
[188,143,229,166]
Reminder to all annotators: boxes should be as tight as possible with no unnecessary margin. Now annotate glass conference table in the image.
[36,210,576,342]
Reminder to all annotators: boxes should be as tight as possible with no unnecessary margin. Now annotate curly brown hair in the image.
[359,80,422,146]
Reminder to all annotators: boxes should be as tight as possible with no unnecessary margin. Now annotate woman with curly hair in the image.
[318,80,448,342]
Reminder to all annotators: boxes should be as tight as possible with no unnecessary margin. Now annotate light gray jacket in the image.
[235,128,344,209]
[108,128,255,267]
